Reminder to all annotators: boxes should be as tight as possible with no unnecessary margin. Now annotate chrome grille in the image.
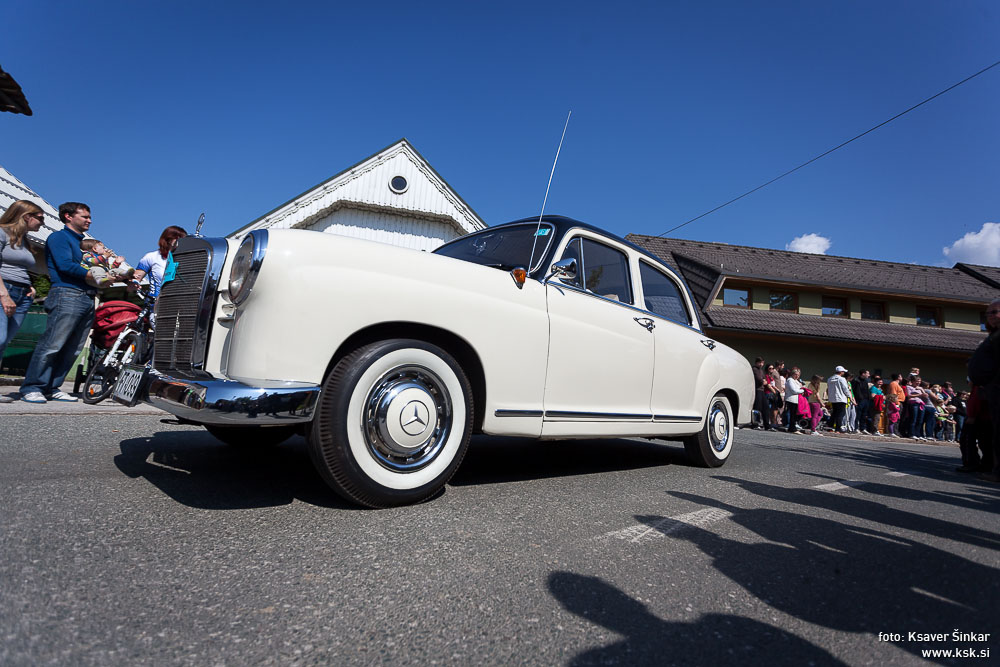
[152,238,227,377]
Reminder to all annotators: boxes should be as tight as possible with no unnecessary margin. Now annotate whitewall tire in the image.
[683,393,734,468]
[308,339,473,508]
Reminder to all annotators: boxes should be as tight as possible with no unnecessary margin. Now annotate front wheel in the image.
[683,393,734,468]
[308,339,474,508]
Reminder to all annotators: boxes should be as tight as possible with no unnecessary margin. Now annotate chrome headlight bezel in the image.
[228,230,268,305]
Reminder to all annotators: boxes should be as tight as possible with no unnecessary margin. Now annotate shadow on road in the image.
[114,428,355,510]
[711,475,1000,551]
[651,490,999,663]
[450,435,689,486]
[548,571,842,665]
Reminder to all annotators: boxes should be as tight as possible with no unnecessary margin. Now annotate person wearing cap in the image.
[827,365,851,433]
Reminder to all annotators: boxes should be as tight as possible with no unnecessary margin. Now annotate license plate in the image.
[113,364,149,407]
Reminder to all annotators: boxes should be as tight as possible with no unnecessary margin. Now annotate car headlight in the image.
[228,230,268,305]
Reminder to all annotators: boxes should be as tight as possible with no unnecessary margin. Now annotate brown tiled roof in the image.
[956,263,1000,290]
[0,67,31,116]
[705,307,986,353]
[628,234,999,304]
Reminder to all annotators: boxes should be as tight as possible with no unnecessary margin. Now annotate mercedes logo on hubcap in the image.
[400,400,431,436]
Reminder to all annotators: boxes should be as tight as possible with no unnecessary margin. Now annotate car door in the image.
[638,260,719,424]
[542,234,655,434]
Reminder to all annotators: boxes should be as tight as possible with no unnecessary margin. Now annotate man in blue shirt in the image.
[20,202,96,403]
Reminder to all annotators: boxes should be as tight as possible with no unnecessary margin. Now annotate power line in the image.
[657,58,1000,238]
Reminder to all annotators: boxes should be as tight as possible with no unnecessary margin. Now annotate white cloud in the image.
[942,222,1000,266]
[786,233,831,255]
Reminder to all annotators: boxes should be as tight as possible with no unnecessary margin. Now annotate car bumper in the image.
[145,372,321,425]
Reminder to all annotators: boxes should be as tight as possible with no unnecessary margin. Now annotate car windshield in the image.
[434,223,554,273]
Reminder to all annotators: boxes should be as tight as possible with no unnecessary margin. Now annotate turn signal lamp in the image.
[510,267,527,289]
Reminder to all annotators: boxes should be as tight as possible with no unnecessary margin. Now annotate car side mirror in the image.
[545,257,577,283]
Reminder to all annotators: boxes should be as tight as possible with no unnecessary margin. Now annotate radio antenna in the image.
[527,111,572,274]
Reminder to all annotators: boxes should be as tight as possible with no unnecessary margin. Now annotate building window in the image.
[722,287,749,308]
[821,296,848,317]
[860,301,885,321]
[389,175,408,193]
[916,306,940,327]
[769,291,796,311]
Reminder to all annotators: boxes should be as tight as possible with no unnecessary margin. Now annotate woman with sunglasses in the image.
[0,200,44,401]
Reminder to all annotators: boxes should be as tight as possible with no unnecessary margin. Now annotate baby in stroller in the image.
[81,238,134,288]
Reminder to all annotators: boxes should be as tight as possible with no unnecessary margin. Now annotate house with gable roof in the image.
[230,139,485,250]
[0,163,64,275]
[628,233,998,386]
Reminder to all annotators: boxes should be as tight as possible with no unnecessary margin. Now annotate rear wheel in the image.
[684,394,734,468]
[205,425,298,447]
[82,332,144,404]
[308,339,473,508]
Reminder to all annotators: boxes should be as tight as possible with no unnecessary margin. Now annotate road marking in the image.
[812,480,865,492]
[601,508,733,544]
[885,471,911,477]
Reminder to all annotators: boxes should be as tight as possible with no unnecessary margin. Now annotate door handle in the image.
[634,317,655,332]
[701,339,716,350]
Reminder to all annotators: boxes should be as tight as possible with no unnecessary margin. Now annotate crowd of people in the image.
[0,199,185,404]
[750,358,966,442]
[749,295,1000,484]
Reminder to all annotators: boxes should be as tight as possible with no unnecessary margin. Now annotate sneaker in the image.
[956,465,978,473]
[811,430,822,436]
[47,391,77,402]
[860,430,870,435]
[890,433,900,438]
[21,392,47,403]
[0,395,13,404]
[978,473,1000,483]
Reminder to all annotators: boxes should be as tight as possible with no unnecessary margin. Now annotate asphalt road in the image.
[2,416,998,666]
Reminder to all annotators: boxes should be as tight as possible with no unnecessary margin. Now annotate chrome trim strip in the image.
[494,409,544,418]
[145,372,320,425]
[653,415,702,422]
[544,410,652,420]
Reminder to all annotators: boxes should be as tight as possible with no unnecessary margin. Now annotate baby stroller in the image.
[76,295,153,403]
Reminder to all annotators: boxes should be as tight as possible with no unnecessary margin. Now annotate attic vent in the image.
[389,175,408,194]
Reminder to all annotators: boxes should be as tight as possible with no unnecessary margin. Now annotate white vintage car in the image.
[131,216,754,507]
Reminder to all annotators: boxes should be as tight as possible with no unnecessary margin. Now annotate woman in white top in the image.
[134,226,187,298]
[783,366,805,433]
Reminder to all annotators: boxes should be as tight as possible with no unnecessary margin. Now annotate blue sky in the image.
[3,0,998,268]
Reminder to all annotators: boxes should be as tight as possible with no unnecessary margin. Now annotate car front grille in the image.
[152,238,227,377]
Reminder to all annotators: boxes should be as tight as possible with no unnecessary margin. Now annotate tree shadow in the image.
[548,571,842,665]
[450,435,688,487]
[708,476,1000,551]
[646,493,1000,663]
[113,427,354,510]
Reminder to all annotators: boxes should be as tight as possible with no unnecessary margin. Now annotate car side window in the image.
[560,236,633,305]
[639,261,691,326]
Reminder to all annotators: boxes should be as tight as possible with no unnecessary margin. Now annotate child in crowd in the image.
[81,239,133,287]
[885,393,901,437]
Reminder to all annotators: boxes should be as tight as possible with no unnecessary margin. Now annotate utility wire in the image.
[658,58,1000,237]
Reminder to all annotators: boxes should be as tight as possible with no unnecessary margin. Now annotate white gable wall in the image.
[308,207,462,251]
[232,139,485,250]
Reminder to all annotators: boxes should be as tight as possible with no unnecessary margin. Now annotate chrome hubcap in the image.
[709,402,729,452]
[363,365,452,472]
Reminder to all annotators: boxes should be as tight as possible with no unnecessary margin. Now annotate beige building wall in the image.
[712,332,972,389]
[798,292,821,316]
[943,306,982,332]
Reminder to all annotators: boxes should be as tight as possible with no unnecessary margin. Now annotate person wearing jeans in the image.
[0,200,45,402]
[20,202,96,403]
[827,365,851,432]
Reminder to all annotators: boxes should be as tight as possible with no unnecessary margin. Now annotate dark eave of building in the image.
[704,306,986,353]
[0,67,32,116]
[628,234,999,305]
